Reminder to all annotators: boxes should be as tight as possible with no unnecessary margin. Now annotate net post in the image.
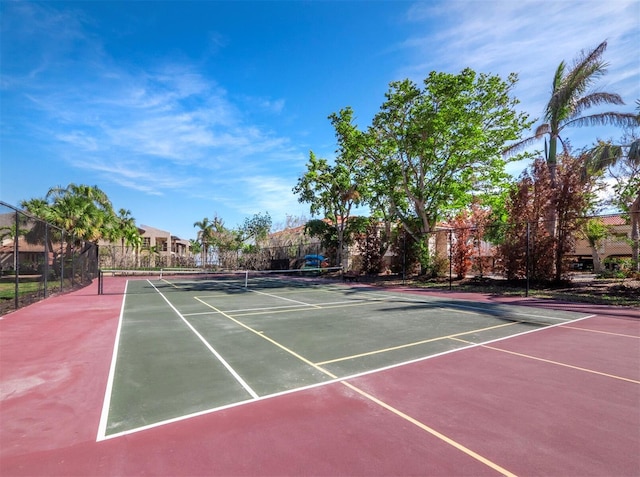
[98,269,102,295]
[244,270,248,288]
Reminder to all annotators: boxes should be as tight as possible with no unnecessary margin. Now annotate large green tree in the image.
[293,107,368,267]
[368,68,531,273]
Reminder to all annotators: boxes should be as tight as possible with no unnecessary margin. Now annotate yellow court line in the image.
[160,278,180,288]
[340,381,517,477]
[560,325,640,339]
[194,297,338,379]
[316,322,518,366]
[475,342,640,385]
[193,296,517,477]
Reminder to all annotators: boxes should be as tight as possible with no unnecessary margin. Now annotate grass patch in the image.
[0,278,72,301]
[0,280,44,301]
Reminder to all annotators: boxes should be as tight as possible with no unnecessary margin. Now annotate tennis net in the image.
[97,267,344,295]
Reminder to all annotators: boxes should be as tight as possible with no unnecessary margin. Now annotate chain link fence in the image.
[0,201,99,315]
[348,212,639,293]
[98,244,197,270]
[99,241,327,272]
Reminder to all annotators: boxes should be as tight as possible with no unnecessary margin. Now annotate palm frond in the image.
[584,141,624,174]
[567,41,608,82]
[564,111,640,128]
[533,123,550,139]
[502,135,542,156]
[546,41,609,124]
[551,61,566,93]
[572,92,625,117]
[565,59,608,96]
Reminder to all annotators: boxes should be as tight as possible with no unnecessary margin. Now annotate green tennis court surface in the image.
[100,275,589,438]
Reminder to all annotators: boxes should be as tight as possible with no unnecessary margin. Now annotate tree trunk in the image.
[590,244,603,274]
[336,226,345,269]
[546,143,559,279]
[545,161,558,237]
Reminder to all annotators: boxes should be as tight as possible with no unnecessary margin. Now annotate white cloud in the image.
[399,0,639,150]
[401,1,638,86]
[232,175,309,220]
[18,52,302,195]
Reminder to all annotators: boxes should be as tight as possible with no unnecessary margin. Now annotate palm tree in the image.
[19,197,63,273]
[37,183,116,242]
[103,209,141,267]
[511,41,637,179]
[115,209,139,248]
[0,220,29,274]
[193,217,214,267]
[124,226,143,268]
[189,239,202,267]
[507,41,639,237]
[22,184,117,275]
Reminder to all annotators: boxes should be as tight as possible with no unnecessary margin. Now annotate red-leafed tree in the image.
[450,211,474,279]
[500,153,590,282]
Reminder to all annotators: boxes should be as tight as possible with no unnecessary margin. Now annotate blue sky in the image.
[1,0,638,241]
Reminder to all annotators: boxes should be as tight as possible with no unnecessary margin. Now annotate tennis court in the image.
[100,270,594,439]
[1,272,639,476]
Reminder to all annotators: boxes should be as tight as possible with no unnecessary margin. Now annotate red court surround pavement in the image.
[1,278,639,476]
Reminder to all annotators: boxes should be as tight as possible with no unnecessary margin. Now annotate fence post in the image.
[71,236,76,287]
[526,221,530,297]
[43,223,49,298]
[60,230,65,292]
[402,231,406,285]
[449,229,453,291]
[14,210,19,310]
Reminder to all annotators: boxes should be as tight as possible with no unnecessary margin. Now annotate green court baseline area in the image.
[98,273,590,439]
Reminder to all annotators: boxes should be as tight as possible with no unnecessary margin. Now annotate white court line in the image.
[145,280,259,399]
[96,280,129,441]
